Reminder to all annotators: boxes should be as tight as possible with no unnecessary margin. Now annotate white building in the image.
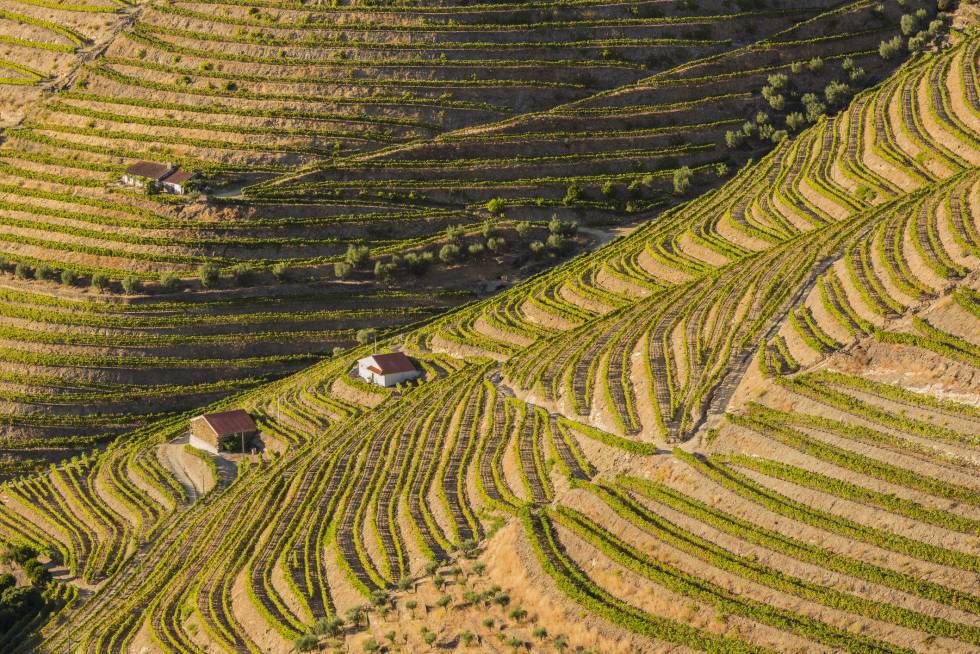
[357,352,420,387]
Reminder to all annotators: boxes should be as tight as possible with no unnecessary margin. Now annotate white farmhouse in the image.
[357,352,420,387]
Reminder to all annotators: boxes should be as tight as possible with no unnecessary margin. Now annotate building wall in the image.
[189,433,218,454]
[189,418,218,449]
[379,370,420,387]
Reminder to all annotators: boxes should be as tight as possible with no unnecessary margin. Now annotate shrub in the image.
[802,93,826,122]
[158,272,180,291]
[34,264,51,281]
[198,262,220,288]
[807,56,824,71]
[824,80,850,106]
[468,243,485,257]
[481,218,498,239]
[487,237,506,253]
[445,224,465,244]
[849,67,866,82]
[439,243,461,264]
[404,252,432,275]
[900,13,919,35]
[121,275,142,294]
[230,264,256,286]
[91,273,110,291]
[715,162,729,178]
[879,36,903,61]
[790,61,804,73]
[562,184,583,205]
[272,262,291,282]
[724,130,744,149]
[546,234,567,253]
[767,73,788,89]
[785,111,806,131]
[601,181,615,197]
[355,328,376,345]
[333,261,353,279]
[373,260,396,281]
[294,634,318,652]
[529,240,545,256]
[908,34,926,52]
[673,166,693,195]
[60,269,79,286]
[771,129,788,143]
[345,244,371,268]
[486,197,505,214]
[515,221,531,239]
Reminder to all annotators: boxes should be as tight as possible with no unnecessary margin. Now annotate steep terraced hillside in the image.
[0,0,935,473]
[0,21,976,653]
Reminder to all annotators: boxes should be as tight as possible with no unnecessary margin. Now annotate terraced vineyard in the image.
[1,1,978,653]
[0,0,938,473]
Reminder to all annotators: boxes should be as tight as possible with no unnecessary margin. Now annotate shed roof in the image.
[195,409,257,437]
[368,352,416,375]
[162,169,195,185]
[125,161,172,181]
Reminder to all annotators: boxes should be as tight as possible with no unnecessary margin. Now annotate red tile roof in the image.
[198,409,257,436]
[162,170,195,185]
[125,161,172,181]
[369,352,416,375]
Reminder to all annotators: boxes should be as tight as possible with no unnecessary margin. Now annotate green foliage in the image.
[198,262,220,288]
[672,166,693,195]
[121,275,142,294]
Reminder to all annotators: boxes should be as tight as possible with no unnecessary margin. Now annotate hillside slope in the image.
[0,21,977,654]
[0,0,933,471]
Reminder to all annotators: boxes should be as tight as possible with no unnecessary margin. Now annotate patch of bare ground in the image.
[430,331,508,362]
[676,230,729,268]
[714,209,770,253]
[518,294,580,332]
[472,314,534,349]
[329,374,386,409]
[840,337,980,406]
[596,260,652,298]
[156,442,213,499]
[557,279,614,315]
[637,245,695,284]
[922,293,980,346]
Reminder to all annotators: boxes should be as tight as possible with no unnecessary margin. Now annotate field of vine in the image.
[0,0,937,473]
[0,0,977,652]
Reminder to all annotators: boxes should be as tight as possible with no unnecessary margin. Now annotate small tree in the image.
[900,13,919,36]
[486,197,505,214]
[333,261,353,279]
[198,262,220,288]
[60,269,79,286]
[271,262,291,282]
[34,264,51,281]
[294,633,318,652]
[91,272,110,292]
[486,237,506,254]
[436,594,452,613]
[724,130,744,149]
[515,221,531,239]
[878,35,902,60]
[824,80,850,106]
[672,166,693,195]
[121,275,142,294]
[785,111,806,131]
[439,243,461,264]
[356,328,377,346]
[158,272,180,292]
[345,244,371,268]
